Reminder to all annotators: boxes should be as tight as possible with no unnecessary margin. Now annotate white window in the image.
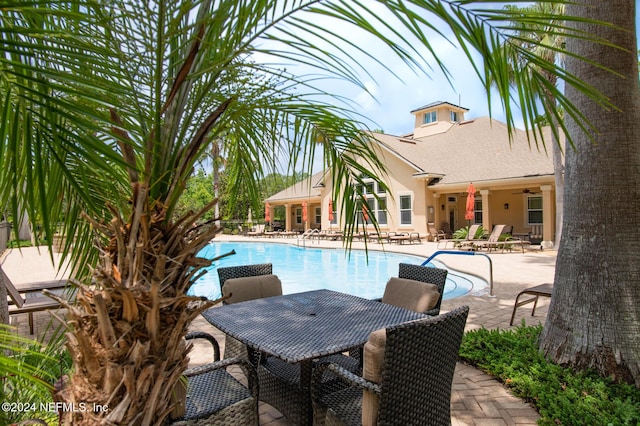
[474,198,482,224]
[527,196,543,225]
[376,196,387,224]
[423,111,437,124]
[314,207,321,224]
[359,179,388,225]
[450,110,459,122]
[399,195,412,225]
[295,208,302,224]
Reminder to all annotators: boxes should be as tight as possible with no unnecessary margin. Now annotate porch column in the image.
[541,185,554,248]
[480,189,491,232]
[433,193,441,231]
[285,204,292,231]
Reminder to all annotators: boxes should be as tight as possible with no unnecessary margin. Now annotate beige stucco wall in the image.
[412,105,466,138]
[378,148,428,234]
[319,150,429,235]
[429,183,555,243]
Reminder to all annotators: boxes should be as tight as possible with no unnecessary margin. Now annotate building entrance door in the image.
[448,203,458,232]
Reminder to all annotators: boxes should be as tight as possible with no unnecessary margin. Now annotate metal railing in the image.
[422,250,494,297]
[297,228,320,247]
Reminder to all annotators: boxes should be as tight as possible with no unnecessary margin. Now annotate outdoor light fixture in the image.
[504,203,509,210]
[441,204,445,210]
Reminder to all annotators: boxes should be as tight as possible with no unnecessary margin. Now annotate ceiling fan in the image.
[513,188,539,195]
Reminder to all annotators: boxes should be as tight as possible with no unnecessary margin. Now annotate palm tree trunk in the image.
[52,194,221,424]
[540,0,640,386]
[550,116,564,248]
[212,142,221,228]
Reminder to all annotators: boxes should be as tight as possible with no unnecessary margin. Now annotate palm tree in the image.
[540,0,640,387]
[0,0,619,422]
[495,2,566,248]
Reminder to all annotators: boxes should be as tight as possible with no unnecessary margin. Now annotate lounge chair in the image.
[1,266,74,334]
[246,224,265,237]
[440,221,453,238]
[388,232,421,245]
[437,224,481,249]
[475,224,531,253]
[311,306,470,426]
[509,283,552,326]
[427,222,447,242]
[170,331,259,425]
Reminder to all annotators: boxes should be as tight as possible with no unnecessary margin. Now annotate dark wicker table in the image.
[202,289,426,425]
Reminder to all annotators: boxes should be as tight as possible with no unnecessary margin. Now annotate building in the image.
[265,101,560,247]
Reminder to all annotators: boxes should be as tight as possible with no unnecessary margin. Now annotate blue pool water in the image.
[190,242,486,301]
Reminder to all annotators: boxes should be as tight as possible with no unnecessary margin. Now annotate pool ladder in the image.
[422,250,494,297]
[298,228,320,247]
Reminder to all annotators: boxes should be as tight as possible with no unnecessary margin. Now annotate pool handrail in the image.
[422,250,494,297]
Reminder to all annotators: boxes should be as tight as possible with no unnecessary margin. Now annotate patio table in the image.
[202,289,426,425]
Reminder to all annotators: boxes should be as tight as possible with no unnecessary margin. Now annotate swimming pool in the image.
[190,242,487,301]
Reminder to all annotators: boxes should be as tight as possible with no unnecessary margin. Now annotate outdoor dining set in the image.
[171,263,470,426]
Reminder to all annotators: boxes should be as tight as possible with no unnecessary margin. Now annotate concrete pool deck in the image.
[2,235,556,425]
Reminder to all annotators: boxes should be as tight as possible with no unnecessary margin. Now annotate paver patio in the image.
[2,235,555,425]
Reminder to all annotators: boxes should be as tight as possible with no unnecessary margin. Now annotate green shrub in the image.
[1,323,72,425]
[459,325,640,425]
[7,239,32,248]
[452,225,485,240]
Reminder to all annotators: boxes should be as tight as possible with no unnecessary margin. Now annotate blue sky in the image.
[256,3,640,174]
[285,3,640,138]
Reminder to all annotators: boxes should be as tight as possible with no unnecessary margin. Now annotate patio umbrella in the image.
[247,208,253,225]
[362,205,369,222]
[465,182,476,221]
[302,201,307,222]
[328,200,334,222]
[265,203,270,223]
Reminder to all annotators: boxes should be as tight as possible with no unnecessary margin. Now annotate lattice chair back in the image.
[377,305,469,425]
[217,263,273,303]
[215,263,273,361]
[398,263,448,316]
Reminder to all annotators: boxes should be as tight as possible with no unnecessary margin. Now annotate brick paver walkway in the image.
[2,236,554,425]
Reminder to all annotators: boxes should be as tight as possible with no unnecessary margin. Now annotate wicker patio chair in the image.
[396,263,447,316]
[257,264,449,423]
[216,263,277,360]
[257,352,360,425]
[311,305,469,426]
[170,331,259,425]
[1,266,75,334]
[346,263,447,362]
[217,263,273,298]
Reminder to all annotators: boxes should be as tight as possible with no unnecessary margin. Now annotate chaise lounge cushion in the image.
[382,277,440,313]
[222,275,282,304]
[362,327,386,426]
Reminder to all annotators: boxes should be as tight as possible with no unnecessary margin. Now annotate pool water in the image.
[190,242,487,301]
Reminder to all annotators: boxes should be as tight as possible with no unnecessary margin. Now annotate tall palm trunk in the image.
[540,0,640,386]
[551,133,563,247]
[52,187,222,424]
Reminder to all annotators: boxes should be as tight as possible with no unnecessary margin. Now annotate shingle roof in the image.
[266,116,559,203]
[373,116,557,186]
[409,101,469,113]
[265,170,325,202]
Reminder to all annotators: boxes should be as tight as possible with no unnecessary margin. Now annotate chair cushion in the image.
[381,277,440,313]
[222,275,282,304]
[362,327,386,426]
